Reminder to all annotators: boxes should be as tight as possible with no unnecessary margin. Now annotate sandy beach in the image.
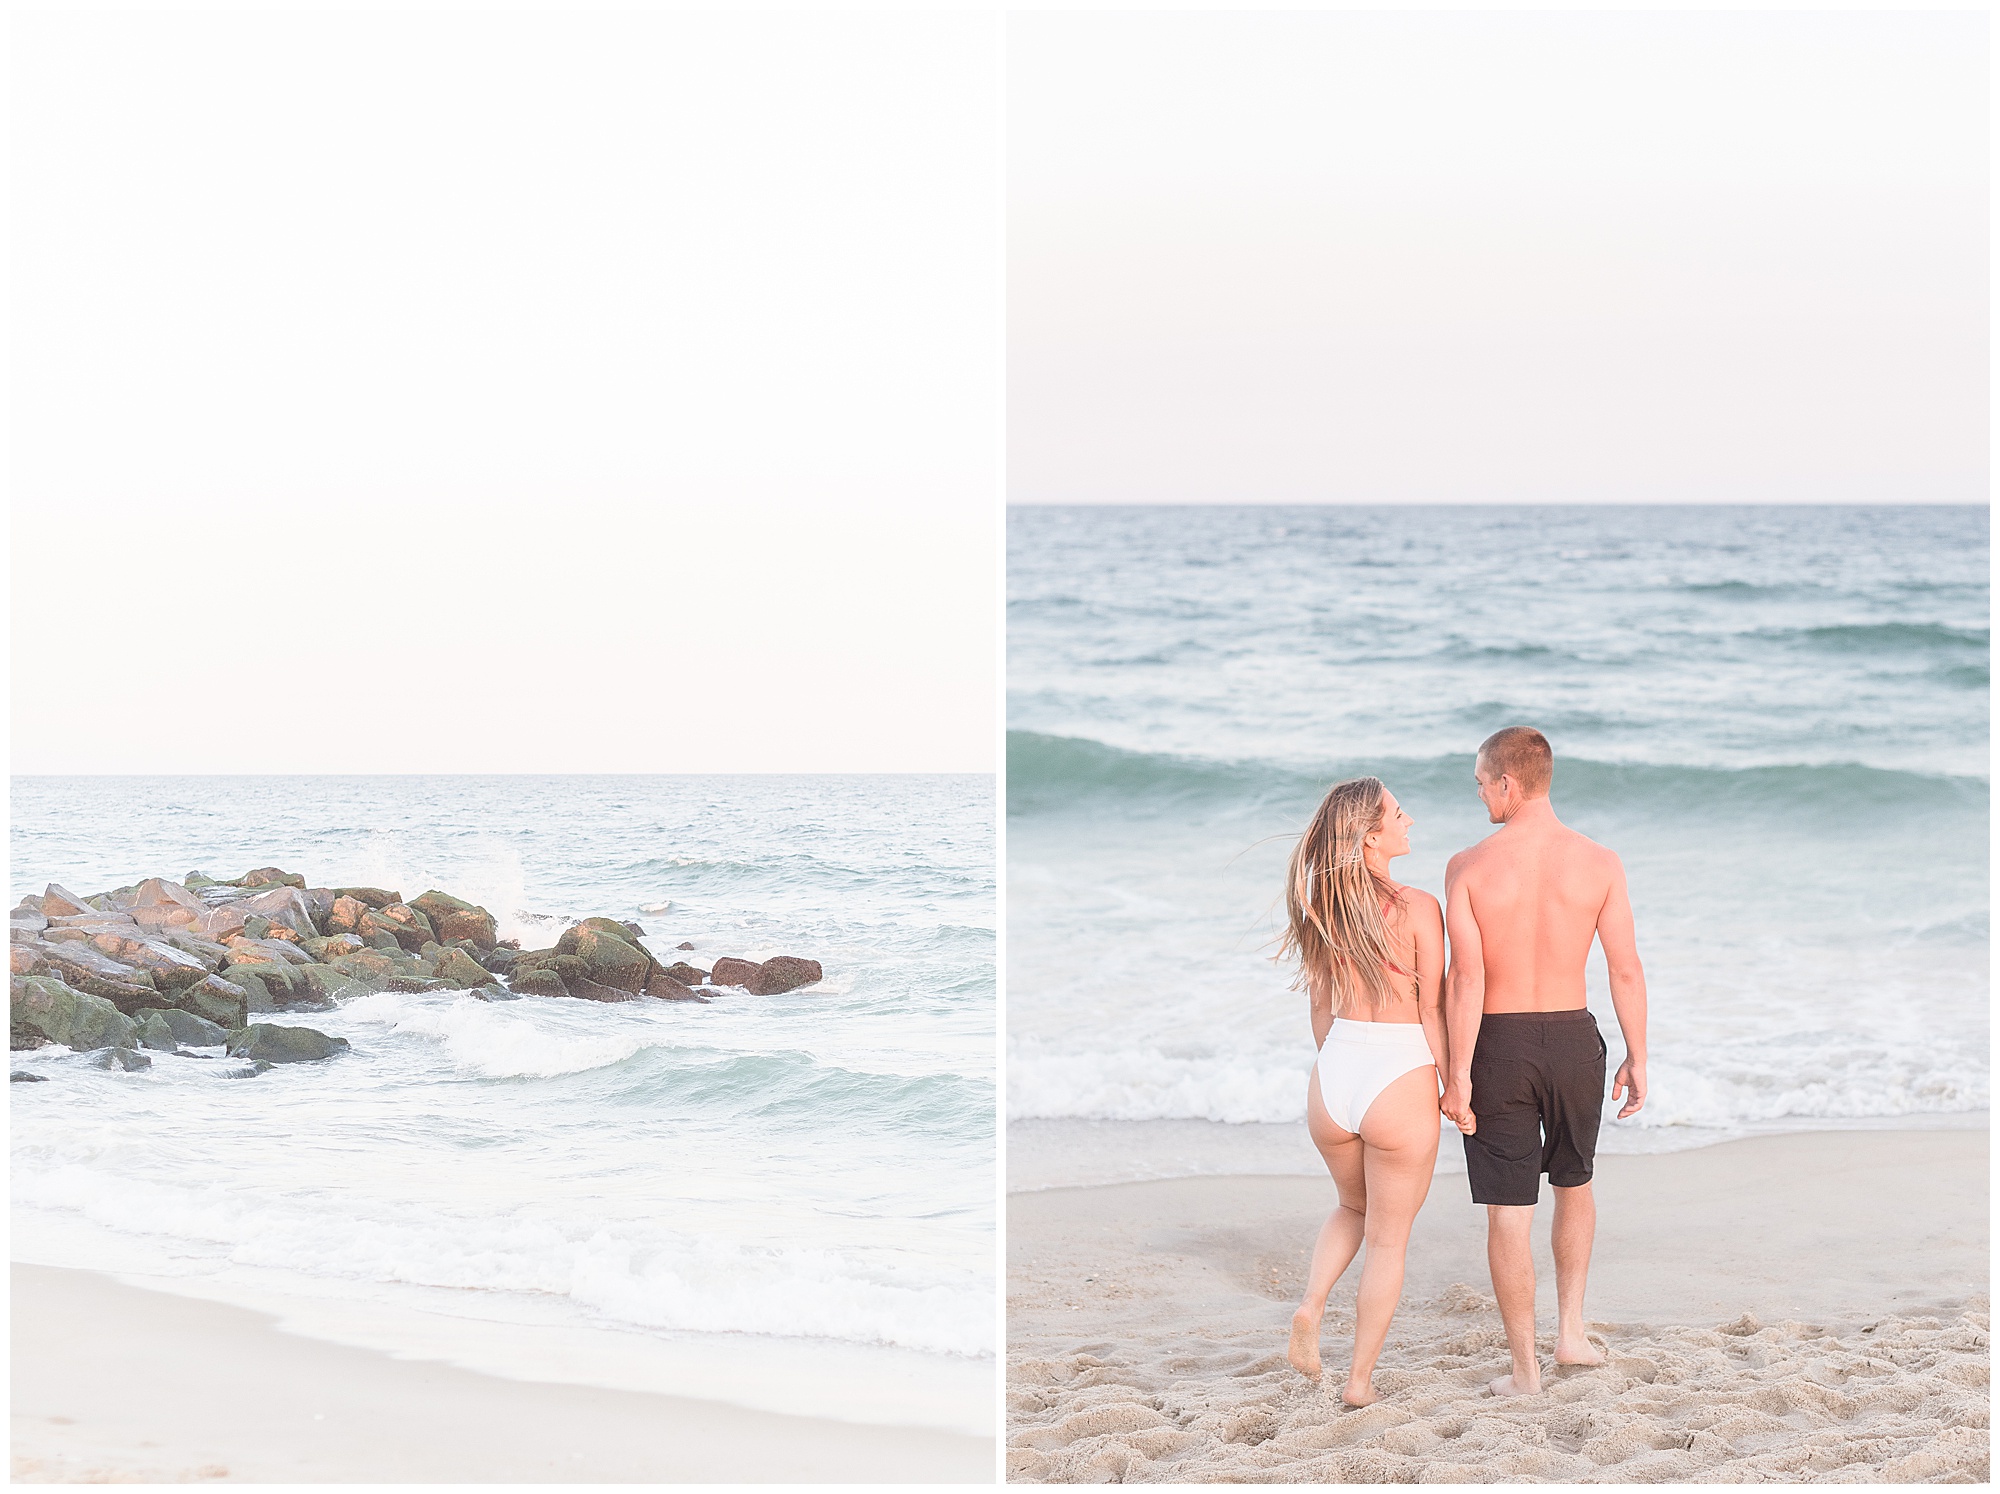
[12,1264,994,1483]
[1007,1128,1988,1482]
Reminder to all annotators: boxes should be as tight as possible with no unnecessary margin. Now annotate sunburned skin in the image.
[1440,751,1649,1399]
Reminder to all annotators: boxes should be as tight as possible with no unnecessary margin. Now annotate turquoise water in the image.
[11,774,995,1360]
[1008,505,1987,1142]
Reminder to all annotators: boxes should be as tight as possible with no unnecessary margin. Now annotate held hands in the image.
[1613,1058,1646,1119]
[1440,1078,1476,1135]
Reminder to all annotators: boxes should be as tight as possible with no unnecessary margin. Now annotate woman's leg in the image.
[1288,1069,1367,1378]
[1343,1065,1442,1406]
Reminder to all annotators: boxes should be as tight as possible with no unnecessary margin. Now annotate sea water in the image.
[10,774,994,1430]
[1008,505,1987,1181]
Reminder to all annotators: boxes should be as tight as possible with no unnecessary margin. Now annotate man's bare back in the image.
[1445,804,1625,1014]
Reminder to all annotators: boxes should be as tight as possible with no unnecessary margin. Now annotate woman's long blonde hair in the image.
[1281,776,1405,1015]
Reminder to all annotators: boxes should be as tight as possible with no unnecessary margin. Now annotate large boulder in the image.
[194,906,250,942]
[231,887,318,939]
[46,911,136,931]
[10,906,49,936]
[357,904,434,953]
[134,1006,231,1048]
[233,868,305,889]
[161,931,231,971]
[662,962,709,985]
[555,925,655,993]
[433,949,491,991]
[645,971,708,1002]
[746,957,823,995]
[223,936,315,969]
[410,892,498,951]
[301,888,337,926]
[128,902,201,933]
[90,1046,152,1071]
[507,966,568,998]
[173,974,252,1028]
[293,964,367,1005]
[565,974,639,1003]
[10,943,45,975]
[301,934,365,962]
[226,1024,349,1063]
[29,940,159,1012]
[709,957,760,988]
[322,896,369,937]
[219,963,319,1013]
[332,887,402,910]
[133,878,205,913]
[327,948,406,988]
[39,884,96,918]
[82,930,211,991]
[11,975,139,1052]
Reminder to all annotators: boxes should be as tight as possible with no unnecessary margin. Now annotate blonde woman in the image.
[1282,777,1448,1405]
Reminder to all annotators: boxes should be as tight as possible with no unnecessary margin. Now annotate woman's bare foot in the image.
[1286,1311,1322,1379]
[1340,1378,1378,1407]
[1487,1372,1541,1397]
[1554,1333,1606,1366]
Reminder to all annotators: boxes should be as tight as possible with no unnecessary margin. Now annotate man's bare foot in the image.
[1286,1311,1322,1379]
[1340,1379,1378,1407]
[1487,1372,1541,1397]
[1554,1334,1605,1366]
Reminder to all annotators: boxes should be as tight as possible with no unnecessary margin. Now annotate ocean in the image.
[10,773,994,1431]
[1007,504,1987,1181]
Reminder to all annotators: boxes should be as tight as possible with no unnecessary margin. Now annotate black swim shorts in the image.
[1461,1008,1607,1206]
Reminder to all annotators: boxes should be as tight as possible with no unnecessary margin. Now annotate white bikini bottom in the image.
[1315,1019,1438,1134]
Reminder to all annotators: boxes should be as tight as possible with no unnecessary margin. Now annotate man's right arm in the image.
[1440,853,1483,1134]
[1596,853,1648,1119]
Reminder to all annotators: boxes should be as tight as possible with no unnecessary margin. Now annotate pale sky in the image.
[1010,10,1988,506]
[12,11,1000,775]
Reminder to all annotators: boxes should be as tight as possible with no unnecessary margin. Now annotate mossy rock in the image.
[174,975,251,1028]
[11,974,138,1052]
[226,1023,349,1063]
[134,1006,230,1048]
[358,904,435,953]
[301,934,365,963]
[134,1011,180,1051]
[231,868,306,890]
[410,892,499,952]
[332,887,403,910]
[434,949,491,991]
[508,967,567,998]
[219,963,315,1013]
[555,926,654,993]
[745,957,824,996]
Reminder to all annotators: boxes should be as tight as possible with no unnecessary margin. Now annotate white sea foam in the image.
[11,1163,993,1357]
[335,990,654,1079]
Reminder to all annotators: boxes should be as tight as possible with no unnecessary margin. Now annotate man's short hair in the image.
[1478,726,1553,795]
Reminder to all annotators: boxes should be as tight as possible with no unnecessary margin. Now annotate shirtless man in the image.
[1440,726,1648,1398]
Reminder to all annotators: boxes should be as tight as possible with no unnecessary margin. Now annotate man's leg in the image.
[1485,1204,1540,1395]
[1550,1182,1603,1365]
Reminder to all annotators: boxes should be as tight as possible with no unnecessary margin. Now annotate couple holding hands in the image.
[1281,726,1650,1406]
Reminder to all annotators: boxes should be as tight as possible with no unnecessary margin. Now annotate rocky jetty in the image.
[10,869,826,1070]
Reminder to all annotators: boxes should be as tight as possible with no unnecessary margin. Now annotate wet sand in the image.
[13,1264,994,1483]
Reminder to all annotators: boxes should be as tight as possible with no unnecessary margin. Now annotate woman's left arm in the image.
[1413,892,1449,1081]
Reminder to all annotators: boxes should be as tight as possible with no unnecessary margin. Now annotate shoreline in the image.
[12,1203,992,1437]
[1007,1129,1989,1482]
[1006,1111,1990,1192]
[12,1263,996,1483]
